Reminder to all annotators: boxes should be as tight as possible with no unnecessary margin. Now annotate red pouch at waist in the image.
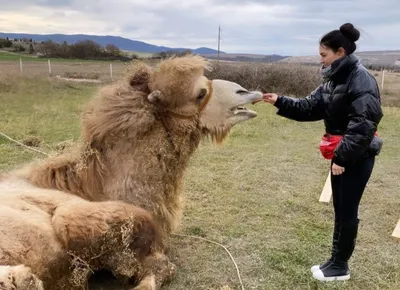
[319,132,378,160]
[319,134,343,160]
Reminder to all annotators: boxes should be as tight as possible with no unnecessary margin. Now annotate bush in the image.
[14,45,26,52]
[63,72,100,80]
[0,38,13,48]
[152,49,192,60]
[205,61,321,97]
[28,44,35,54]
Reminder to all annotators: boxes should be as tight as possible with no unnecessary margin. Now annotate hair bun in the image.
[340,23,360,42]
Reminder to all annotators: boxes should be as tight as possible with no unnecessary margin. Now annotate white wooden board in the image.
[392,219,400,240]
[319,172,332,203]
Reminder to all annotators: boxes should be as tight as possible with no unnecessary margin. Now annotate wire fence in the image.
[0,58,131,81]
[1,57,398,106]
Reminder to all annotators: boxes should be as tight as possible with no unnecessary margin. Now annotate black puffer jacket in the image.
[274,54,383,167]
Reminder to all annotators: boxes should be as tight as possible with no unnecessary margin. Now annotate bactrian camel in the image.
[0,55,262,289]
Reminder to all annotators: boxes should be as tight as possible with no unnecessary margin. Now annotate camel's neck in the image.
[101,118,202,236]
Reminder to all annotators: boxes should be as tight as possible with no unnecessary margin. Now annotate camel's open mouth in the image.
[231,105,257,117]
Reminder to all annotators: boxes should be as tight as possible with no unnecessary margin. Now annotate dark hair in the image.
[320,23,360,55]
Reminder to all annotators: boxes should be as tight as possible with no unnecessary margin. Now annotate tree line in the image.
[0,37,199,61]
[37,40,133,60]
[0,38,135,61]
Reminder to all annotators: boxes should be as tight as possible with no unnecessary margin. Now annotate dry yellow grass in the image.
[0,68,399,290]
[0,57,160,82]
[371,70,400,106]
[0,60,127,81]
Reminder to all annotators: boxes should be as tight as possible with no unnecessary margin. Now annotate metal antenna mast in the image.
[217,25,221,64]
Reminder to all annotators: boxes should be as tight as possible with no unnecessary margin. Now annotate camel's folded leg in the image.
[51,200,159,251]
[133,274,156,290]
[52,200,172,287]
[133,253,176,290]
[0,265,44,290]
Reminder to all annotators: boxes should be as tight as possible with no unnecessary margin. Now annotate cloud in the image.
[0,0,399,55]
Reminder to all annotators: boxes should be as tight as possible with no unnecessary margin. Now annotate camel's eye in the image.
[197,88,207,101]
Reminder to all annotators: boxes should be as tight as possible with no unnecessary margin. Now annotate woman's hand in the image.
[263,93,278,104]
[252,93,278,105]
[331,163,345,175]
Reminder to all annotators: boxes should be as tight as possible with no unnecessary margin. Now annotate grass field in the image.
[0,71,399,290]
[0,51,109,62]
[0,54,128,81]
[371,69,400,107]
[0,51,161,81]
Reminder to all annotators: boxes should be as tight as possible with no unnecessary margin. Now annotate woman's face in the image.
[319,45,345,68]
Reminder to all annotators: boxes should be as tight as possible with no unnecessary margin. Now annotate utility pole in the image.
[217,25,221,64]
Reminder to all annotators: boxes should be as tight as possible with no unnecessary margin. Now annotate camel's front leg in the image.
[133,273,157,290]
[133,252,176,290]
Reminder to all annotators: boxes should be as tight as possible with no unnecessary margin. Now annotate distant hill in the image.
[206,53,289,62]
[0,32,224,55]
[279,50,400,68]
[0,32,292,62]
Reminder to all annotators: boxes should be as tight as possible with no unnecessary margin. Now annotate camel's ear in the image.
[127,62,153,93]
[147,90,166,106]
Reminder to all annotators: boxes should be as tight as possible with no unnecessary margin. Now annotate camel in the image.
[0,55,262,289]
[0,174,174,289]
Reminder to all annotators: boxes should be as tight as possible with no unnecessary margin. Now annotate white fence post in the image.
[381,69,385,90]
[110,63,113,79]
[19,58,23,73]
[48,59,52,76]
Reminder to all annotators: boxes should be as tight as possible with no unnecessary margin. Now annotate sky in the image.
[0,0,399,56]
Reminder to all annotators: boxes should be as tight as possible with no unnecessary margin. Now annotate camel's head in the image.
[130,55,261,143]
[199,78,262,142]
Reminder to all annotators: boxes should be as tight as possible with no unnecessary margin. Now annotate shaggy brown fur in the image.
[26,55,218,238]
[0,265,44,290]
[0,177,174,289]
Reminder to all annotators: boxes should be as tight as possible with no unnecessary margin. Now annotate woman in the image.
[256,23,383,281]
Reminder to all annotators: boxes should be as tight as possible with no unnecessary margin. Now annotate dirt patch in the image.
[55,76,102,83]
[21,136,42,147]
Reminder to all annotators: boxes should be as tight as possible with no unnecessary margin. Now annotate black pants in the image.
[330,155,375,262]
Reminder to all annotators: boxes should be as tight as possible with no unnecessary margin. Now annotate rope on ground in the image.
[0,132,49,156]
[172,233,244,290]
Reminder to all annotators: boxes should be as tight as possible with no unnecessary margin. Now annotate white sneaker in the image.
[310,260,332,273]
[313,269,350,281]
[311,265,321,272]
